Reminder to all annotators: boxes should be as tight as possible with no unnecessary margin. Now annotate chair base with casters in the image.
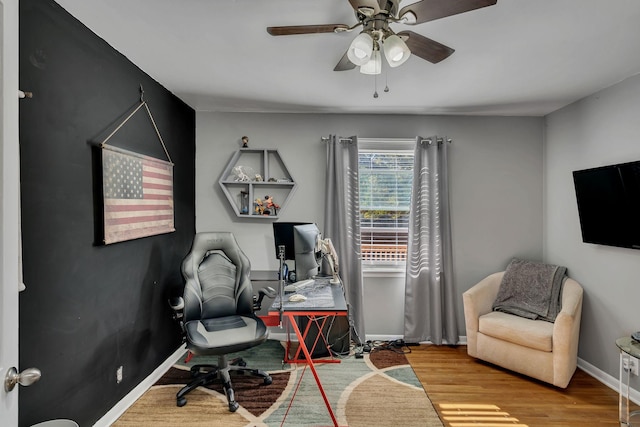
[176,355,273,412]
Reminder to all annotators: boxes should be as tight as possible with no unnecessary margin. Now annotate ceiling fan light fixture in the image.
[347,32,374,66]
[358,6,376,16]
[360,50,382,75]
[383,34,411,67]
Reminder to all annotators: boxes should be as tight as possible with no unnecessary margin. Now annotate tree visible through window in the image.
[358,147,414,265]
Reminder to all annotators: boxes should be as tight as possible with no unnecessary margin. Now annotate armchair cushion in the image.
[479,311,553,352]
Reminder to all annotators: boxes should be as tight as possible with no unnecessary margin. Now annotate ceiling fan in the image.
[267,0,497,74]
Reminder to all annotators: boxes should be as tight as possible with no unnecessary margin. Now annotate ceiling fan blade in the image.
[267,24,350,36]
[398,30,454,64]
[399,0,497,25]
[348,0,381,16]
[334,50,357,71]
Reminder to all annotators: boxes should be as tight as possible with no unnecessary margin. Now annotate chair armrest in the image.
[552,278,583,387]
[463,272,503,319]
[553,279,583,351]
[462,272,504,356]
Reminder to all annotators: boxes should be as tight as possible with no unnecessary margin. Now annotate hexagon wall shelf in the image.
[218,148,297,219]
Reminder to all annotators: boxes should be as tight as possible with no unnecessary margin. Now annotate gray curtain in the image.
[324,135,365,344]
[404,136,457,345]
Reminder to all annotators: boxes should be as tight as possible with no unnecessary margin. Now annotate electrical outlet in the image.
[631,356,639,376]
[116,366,123,383]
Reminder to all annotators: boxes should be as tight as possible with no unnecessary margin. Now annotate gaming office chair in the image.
[171,232,274,412]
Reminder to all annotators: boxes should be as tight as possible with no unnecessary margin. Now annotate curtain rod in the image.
[321,136,352,143]
[421,137,452,145]
[321,136,452,145]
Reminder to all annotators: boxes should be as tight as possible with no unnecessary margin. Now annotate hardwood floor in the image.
[405,345,632,427]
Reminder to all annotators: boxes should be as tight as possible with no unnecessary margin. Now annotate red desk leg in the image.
[286,313,344,427]
[285,315,341,364]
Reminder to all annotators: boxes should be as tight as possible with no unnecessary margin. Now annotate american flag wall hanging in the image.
[101,145,175,244]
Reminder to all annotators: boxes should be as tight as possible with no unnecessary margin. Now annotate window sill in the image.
[362,267,406,278]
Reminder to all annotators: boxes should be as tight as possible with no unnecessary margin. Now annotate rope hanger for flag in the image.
[99,85,175,245]
[99,84,173,164]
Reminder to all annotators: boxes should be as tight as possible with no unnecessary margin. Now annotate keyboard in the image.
[283,278,315,292]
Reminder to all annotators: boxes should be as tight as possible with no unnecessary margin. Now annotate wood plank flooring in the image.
[405,345,632,427]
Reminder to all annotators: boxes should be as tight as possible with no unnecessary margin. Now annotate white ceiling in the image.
[54,0,640,116]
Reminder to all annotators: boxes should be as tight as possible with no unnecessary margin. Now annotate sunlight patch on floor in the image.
[438,403,529,427]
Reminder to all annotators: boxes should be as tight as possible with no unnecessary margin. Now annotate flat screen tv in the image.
[572,160,640,249]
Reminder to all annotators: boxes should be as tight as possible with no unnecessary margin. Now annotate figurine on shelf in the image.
[239,191,249,214]
[254,198,264,215]
[232,165,254,182]
[264,195,280,216]
[241,136,249,148]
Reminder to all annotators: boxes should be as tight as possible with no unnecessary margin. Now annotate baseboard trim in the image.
[578,357,640,405]
[365,334,405,342]
[92,344,186,427]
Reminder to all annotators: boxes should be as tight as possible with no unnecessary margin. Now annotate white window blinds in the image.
[358,147,414,264]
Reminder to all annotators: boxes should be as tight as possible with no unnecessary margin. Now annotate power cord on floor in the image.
[368,339,414,354]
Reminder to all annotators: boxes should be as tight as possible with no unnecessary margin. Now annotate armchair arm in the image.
[552,278,583,387]
[462,272,504,356]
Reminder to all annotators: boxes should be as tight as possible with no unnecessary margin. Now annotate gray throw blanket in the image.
[492,258,566,322]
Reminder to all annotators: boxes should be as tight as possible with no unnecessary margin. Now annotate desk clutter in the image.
[271,276,336,309]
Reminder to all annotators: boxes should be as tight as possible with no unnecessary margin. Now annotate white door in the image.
[1,0,21,424]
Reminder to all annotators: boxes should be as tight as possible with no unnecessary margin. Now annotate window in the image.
[358,139,414,266]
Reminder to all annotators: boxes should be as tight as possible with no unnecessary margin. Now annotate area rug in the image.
[113,340,443,427]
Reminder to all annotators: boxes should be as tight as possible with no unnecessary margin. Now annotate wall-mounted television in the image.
[572,160,640,249]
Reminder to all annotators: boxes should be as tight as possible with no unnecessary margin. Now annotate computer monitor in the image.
[272,222,310,261]
[293,223,320,281]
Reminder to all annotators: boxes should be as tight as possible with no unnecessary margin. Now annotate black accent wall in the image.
[19,1,195,425]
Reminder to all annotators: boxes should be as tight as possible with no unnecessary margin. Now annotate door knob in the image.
[4,367,41,392]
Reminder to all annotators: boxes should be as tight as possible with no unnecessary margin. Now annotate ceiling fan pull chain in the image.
[373,74,379,98]
[384,72,390,93]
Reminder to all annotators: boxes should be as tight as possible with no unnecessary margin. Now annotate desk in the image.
[616,337,640,426]
[268,277,348,427]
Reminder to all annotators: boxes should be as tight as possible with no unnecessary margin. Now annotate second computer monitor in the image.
[293,223,320,281]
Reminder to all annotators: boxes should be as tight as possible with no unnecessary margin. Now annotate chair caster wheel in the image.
[229,401,239,412]
[264,375,272,385]
[177,397,187,407]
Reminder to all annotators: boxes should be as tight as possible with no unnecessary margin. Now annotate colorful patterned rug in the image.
[113,340,443,427]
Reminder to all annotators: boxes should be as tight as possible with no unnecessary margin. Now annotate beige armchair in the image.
[463,271,583,388]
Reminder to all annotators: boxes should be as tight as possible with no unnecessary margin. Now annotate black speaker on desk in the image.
[297,315,350,358]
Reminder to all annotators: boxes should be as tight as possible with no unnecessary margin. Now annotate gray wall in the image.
[544,73,640,380]
[196,112,544,337]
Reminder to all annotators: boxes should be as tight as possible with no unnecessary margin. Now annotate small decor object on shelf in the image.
[254,198,264,215]
[239,191,249,214]
[264,195,280,216]
[241,136,249,148]
[232,165,255,182]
